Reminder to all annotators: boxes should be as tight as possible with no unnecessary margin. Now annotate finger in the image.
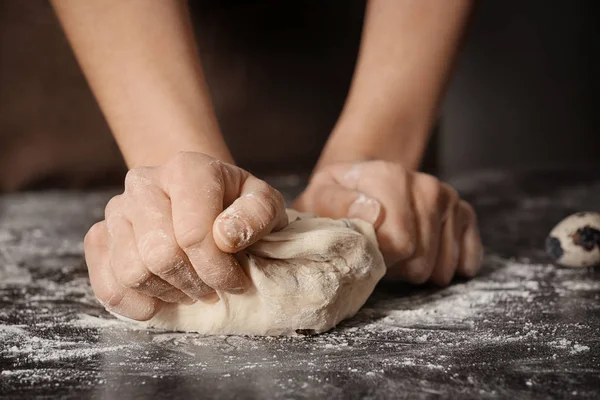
[123,168,212,301]
[214,177,289,253]
[84,221,162,321]
[104,203,192,304]
[429,205,460,286]
[386,176,456,283]
[456,201,484,277]
[295,180,384,228]
[386,179,440,283]
[327,162,416,264]
[163,153,249,293]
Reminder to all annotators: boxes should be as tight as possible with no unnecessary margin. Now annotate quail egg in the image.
[546,212,600,268]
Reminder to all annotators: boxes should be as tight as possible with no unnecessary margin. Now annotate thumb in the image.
[213,178,288,253]
[298,184,384,228]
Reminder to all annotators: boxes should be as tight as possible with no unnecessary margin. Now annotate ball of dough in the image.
[125,209,386,336]
[546,212,600,268]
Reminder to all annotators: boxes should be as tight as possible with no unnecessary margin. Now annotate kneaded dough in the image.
[132,209,386,336]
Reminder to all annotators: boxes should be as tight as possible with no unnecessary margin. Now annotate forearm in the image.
[319,0,473,170]
[51,0,232,167]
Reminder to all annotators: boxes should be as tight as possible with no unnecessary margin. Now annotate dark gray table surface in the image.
[0,168,599,399]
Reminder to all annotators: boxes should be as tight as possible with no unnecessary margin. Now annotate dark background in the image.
[0,0,598,192]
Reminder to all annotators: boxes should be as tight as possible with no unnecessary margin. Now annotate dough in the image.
[130,209,386,336]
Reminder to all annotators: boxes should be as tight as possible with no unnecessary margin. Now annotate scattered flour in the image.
[0,263,32,284]
[570,344,590,355]
[1,189,597,389]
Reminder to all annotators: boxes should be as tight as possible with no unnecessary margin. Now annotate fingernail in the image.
[217,216,252,249]
[348,193,382,225]
[181,296,197,305]
[198,292,220,304]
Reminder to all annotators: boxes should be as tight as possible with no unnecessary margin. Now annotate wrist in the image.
[120,125,235,168]
[124,141,234,168]
[316,111,432,172]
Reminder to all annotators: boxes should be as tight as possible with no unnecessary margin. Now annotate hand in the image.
[293,160,483,286]
[84,152,288,321]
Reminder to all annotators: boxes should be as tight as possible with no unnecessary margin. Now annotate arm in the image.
[295,1,482,286]
[51,1,290,321]
[50,0,232,167]
[318,0,473,171]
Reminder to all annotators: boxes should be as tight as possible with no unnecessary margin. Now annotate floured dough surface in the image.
[129,209,386,336]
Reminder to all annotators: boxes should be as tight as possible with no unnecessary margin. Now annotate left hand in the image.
[293,160,483,286]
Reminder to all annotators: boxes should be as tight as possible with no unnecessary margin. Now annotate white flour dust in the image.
[1,249,598,386]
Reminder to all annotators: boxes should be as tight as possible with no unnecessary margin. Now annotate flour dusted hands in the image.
[84,152,288,321]
[294,161,483,286]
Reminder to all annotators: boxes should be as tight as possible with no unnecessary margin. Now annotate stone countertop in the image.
[0,168,599,399]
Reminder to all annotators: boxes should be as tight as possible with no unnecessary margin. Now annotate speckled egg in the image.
[546,212,600,268]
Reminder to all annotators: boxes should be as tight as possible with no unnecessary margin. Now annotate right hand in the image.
[83,152,288,321]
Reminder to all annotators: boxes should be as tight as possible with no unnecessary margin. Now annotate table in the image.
[1,169,599,399]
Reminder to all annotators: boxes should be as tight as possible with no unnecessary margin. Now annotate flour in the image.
[0,262,32,284]
[71,313,137,329]
[570,344,590,354]
[558,280,600,291]
[1,188,599,394]
[1,257,595,369]
[548,339,591,355]
[0,324,27,337]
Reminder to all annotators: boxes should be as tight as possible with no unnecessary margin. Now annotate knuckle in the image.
[310,169,334,188]
[156,258,190,281]
[376,160,406,180]
[460,200,477,222]
[174,226,209,251]
[258,186,285,218]
[104,195,124,218]
[262,179,281,198]
[389,226,417,259]
[416,173,442,201]
[124,167,152,191]
[359,160,393,182]
[84,221,105,248]
[139,237,182,275]
[207,157,226,177]
[440,184,460,221]
[114,262,151,289]
[399,237,417,260]
[441,183,460,207]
